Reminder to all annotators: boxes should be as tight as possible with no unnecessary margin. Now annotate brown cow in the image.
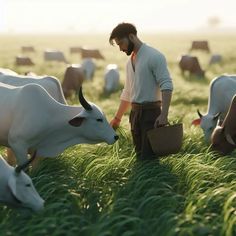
[211,95,236,155]
[15,56,34,66]
[189,40,210,52]
[62,64,84,98]
[21,46,35,53]
[70,47,82,54]
[179,55,204,77]
[80,48,104,60]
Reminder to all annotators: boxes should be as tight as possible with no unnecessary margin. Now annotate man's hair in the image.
[109,22,137,45]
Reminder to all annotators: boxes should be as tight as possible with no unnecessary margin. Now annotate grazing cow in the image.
[15,56,34,66]
[80,48,104,60]
[81,58,96,80]
[193,75,236,142]
[44,50,67,63]
[21,46,35,53]
[179,55,204,77]
[209,54,222,65]
[0,153,44,211]
[211,95,236,155]
[104,64,120,93]
[62,64,84,98]
[70,47,82,54]
[0,73,67,105]
[189,40,210,52]
[0,84,118,166]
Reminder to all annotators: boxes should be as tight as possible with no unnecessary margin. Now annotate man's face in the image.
[115,37,134,56]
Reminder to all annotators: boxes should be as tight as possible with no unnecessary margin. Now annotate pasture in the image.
[0,32,236,236]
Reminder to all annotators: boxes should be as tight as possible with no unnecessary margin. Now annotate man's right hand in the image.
[110,117,121,129]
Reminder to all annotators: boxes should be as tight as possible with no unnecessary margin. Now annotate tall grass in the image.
[0,32,236,235]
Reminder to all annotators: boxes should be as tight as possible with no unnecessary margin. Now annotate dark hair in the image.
[109,22,137,45]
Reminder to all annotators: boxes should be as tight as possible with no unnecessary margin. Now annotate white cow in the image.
[197,75,236,142]
[0,73,67,105]
[104,64,120,93]
[44,50,67,63]
[0,154,44,211]
[81,58,96,80]
[0,68,18,76]
[0,83,118,165]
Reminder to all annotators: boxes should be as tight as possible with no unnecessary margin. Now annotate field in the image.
[0,32,236,236]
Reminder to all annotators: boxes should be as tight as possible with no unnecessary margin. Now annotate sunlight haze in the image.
[0,0,235,33]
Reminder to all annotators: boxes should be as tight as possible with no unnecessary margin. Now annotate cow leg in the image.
[5,148,17,166]
[9,145,29,166]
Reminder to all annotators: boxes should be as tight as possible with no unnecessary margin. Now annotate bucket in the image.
[147,123,183,156]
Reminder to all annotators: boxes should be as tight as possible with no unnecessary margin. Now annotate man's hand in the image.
[110,117,121,129]
[154,113,168,128]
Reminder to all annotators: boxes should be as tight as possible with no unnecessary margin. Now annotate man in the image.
[109,22,173,160]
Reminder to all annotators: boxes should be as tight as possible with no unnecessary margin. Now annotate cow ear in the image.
[191,118,201,126]
[68,117,85,127]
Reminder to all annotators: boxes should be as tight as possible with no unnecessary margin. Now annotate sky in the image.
[0,0,235,33]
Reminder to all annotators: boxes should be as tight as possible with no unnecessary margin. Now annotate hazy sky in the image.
[0,0,235,33]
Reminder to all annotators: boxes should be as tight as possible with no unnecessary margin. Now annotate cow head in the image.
[211,125,235,155]
[7,153,44,212]
[68,87,119,144]
[197,109,221,142]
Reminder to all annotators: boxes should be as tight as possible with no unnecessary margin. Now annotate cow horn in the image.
[225,133,236,146]
[78,87,92,111]
[197,109,203,118]
[213,112,221,120]
[15,151,37,173]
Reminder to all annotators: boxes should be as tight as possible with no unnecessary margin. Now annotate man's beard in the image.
[126,39,134,56]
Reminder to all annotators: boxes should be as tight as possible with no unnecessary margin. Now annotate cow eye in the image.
[26,184,31,187]
[96,118,103,122]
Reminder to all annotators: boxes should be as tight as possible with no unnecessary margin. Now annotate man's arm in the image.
[110,100,131,129]
[154,90,172,128]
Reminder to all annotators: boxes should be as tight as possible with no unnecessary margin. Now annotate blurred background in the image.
[0,0,235,34]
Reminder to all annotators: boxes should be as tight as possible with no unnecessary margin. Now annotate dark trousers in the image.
[129,102,161,160]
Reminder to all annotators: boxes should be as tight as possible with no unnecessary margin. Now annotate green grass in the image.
[0,32,236,235]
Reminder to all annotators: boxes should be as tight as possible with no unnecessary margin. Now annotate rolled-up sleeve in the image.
[120,63,132,102]
[152,53,173,91]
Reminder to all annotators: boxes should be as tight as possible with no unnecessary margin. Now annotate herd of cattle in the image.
[179,40,222,77]
[0,40,232,212]
[15,46,121,95]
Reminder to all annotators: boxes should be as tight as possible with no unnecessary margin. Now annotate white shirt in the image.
[120,43,173,103]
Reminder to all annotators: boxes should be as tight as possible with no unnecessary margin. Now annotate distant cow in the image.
[81,48,104,60]
[179,55,204,76]
[0,84,118,166]
[62,64,84,98]
[0,153,44,212]
[211,95,236,155]
[209,54,222,65]
[104,64,120,93]
[21,46,35,53]
[81,58,96,80]
[44,50,67,63]
[15,56,34,66]
[193,75,236,142]
[70,47,82,54]
[189,41,210,52]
